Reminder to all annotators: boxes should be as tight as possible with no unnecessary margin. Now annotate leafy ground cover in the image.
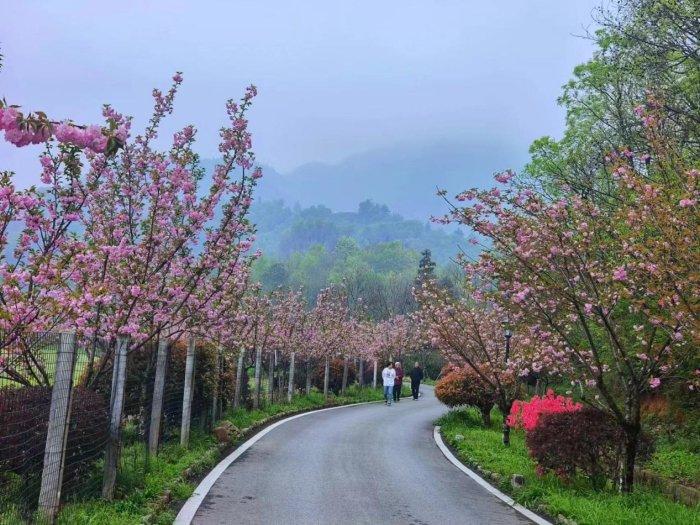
[437,408,700,525]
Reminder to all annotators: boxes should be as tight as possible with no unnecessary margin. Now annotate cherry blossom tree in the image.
[437,106,698,490]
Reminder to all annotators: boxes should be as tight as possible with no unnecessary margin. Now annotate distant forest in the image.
[250,199,465,263]
[250,199,465,316]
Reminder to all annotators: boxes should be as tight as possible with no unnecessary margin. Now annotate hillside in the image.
[249,199,466,264]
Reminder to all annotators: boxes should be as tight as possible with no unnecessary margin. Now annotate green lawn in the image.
[437,408,700,525]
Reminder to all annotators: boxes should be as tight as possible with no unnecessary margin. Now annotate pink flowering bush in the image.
[507,389,581,432]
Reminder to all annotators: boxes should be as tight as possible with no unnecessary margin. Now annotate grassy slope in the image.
[55,386,384,524]
[437,408,700,525]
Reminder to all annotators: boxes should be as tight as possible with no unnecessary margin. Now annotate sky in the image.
[2,0,601,188]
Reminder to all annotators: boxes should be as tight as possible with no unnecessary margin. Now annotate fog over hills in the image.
[249,139,527,221]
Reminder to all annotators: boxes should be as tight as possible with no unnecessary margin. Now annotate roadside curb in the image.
[174,399,382,525]
[433,426,553,525]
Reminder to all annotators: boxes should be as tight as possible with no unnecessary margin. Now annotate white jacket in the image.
[382,367,396,387]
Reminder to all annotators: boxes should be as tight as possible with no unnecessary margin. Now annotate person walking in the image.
[393,361,404,402]
[409,362,423,400]
[381,362,396,405]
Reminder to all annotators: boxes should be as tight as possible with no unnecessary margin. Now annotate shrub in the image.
[434,366,495,426]
[0,386,108,507]
[311,357,356,394]
[507,389,581,431]
[526,406,652,489]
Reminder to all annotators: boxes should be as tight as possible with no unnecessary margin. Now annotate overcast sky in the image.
[2,1,601,186]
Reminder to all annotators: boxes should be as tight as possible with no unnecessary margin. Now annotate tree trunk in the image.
[358,359,364,388]
[341,357,349,395]
[253,347,262,409]
[305,359,312,395]
[180,336,196,447]
[372,360,378,389]
[233,349,244,409]
[620,427,640,492]
[148,337,169,456]
[323,356,330,399]
[212,346,221,423]
[499,399,512,446]
[267,350,275,403]
[287,352,296,403]
[480,406,492,427]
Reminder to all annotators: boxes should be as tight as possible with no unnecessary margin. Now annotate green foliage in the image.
[437,408,700,525]
[647,446,700,487]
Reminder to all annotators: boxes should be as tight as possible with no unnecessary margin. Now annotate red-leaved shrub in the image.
[526,407,652,489]
[507,389,581,431]
[434,366,495,426]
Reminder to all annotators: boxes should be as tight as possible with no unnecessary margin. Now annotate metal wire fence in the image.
[0,332,229,524]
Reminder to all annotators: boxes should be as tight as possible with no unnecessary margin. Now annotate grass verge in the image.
[437,408,700,525]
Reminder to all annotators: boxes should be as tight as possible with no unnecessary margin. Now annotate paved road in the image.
[192,387,532,525]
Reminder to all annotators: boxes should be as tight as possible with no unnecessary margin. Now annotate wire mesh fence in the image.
[0,332,229,524]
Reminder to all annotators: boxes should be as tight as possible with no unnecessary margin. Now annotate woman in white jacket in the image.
[381,362,396,405]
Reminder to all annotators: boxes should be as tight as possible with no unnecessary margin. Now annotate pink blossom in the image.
[612,267,628,282]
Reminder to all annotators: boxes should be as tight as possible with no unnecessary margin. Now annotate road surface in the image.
[191,387,532,525]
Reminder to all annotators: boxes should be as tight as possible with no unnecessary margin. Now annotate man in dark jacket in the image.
[409,362,423,400]
[393,361,404,402]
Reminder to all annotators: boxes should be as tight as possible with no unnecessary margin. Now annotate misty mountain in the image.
[204,139,527,222]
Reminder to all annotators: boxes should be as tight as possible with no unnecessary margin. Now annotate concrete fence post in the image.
[287,351,295,403]
[253,346,262,409]
[38,332,77,523]
[323,356,330,399]
[148,336,169,456]
[233,348,244,409]
[372,360,378,389]
[180,335,196,448]
[102,336,129,500]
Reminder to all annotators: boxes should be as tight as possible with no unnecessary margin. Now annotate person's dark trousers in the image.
[411,381,420,399]
[393,384,401,401]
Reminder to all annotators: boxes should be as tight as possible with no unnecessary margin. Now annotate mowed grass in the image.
[53,386,384,524]
[437,408,700,525]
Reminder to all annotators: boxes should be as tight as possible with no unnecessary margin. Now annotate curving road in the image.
[190,387,532,525]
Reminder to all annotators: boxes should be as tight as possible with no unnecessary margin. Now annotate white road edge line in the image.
[174,400,381,525]
[433,426,552,525]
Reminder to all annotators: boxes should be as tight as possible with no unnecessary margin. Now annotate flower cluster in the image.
[506,389,581,432]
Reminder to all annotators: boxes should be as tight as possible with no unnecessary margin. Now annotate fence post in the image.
[358,359,364,388]
[233,348,244,409]
[305,359,312,395]
[323,356,330,399]
[212,346,221,422]
[148,336,169,456]
[287,351,295,403]
[37,332,77,523]
[372,360,378,389]
[102,336,129,500]
[253,346,262,409]
[341,356,349,395]
[180,335,196,448]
